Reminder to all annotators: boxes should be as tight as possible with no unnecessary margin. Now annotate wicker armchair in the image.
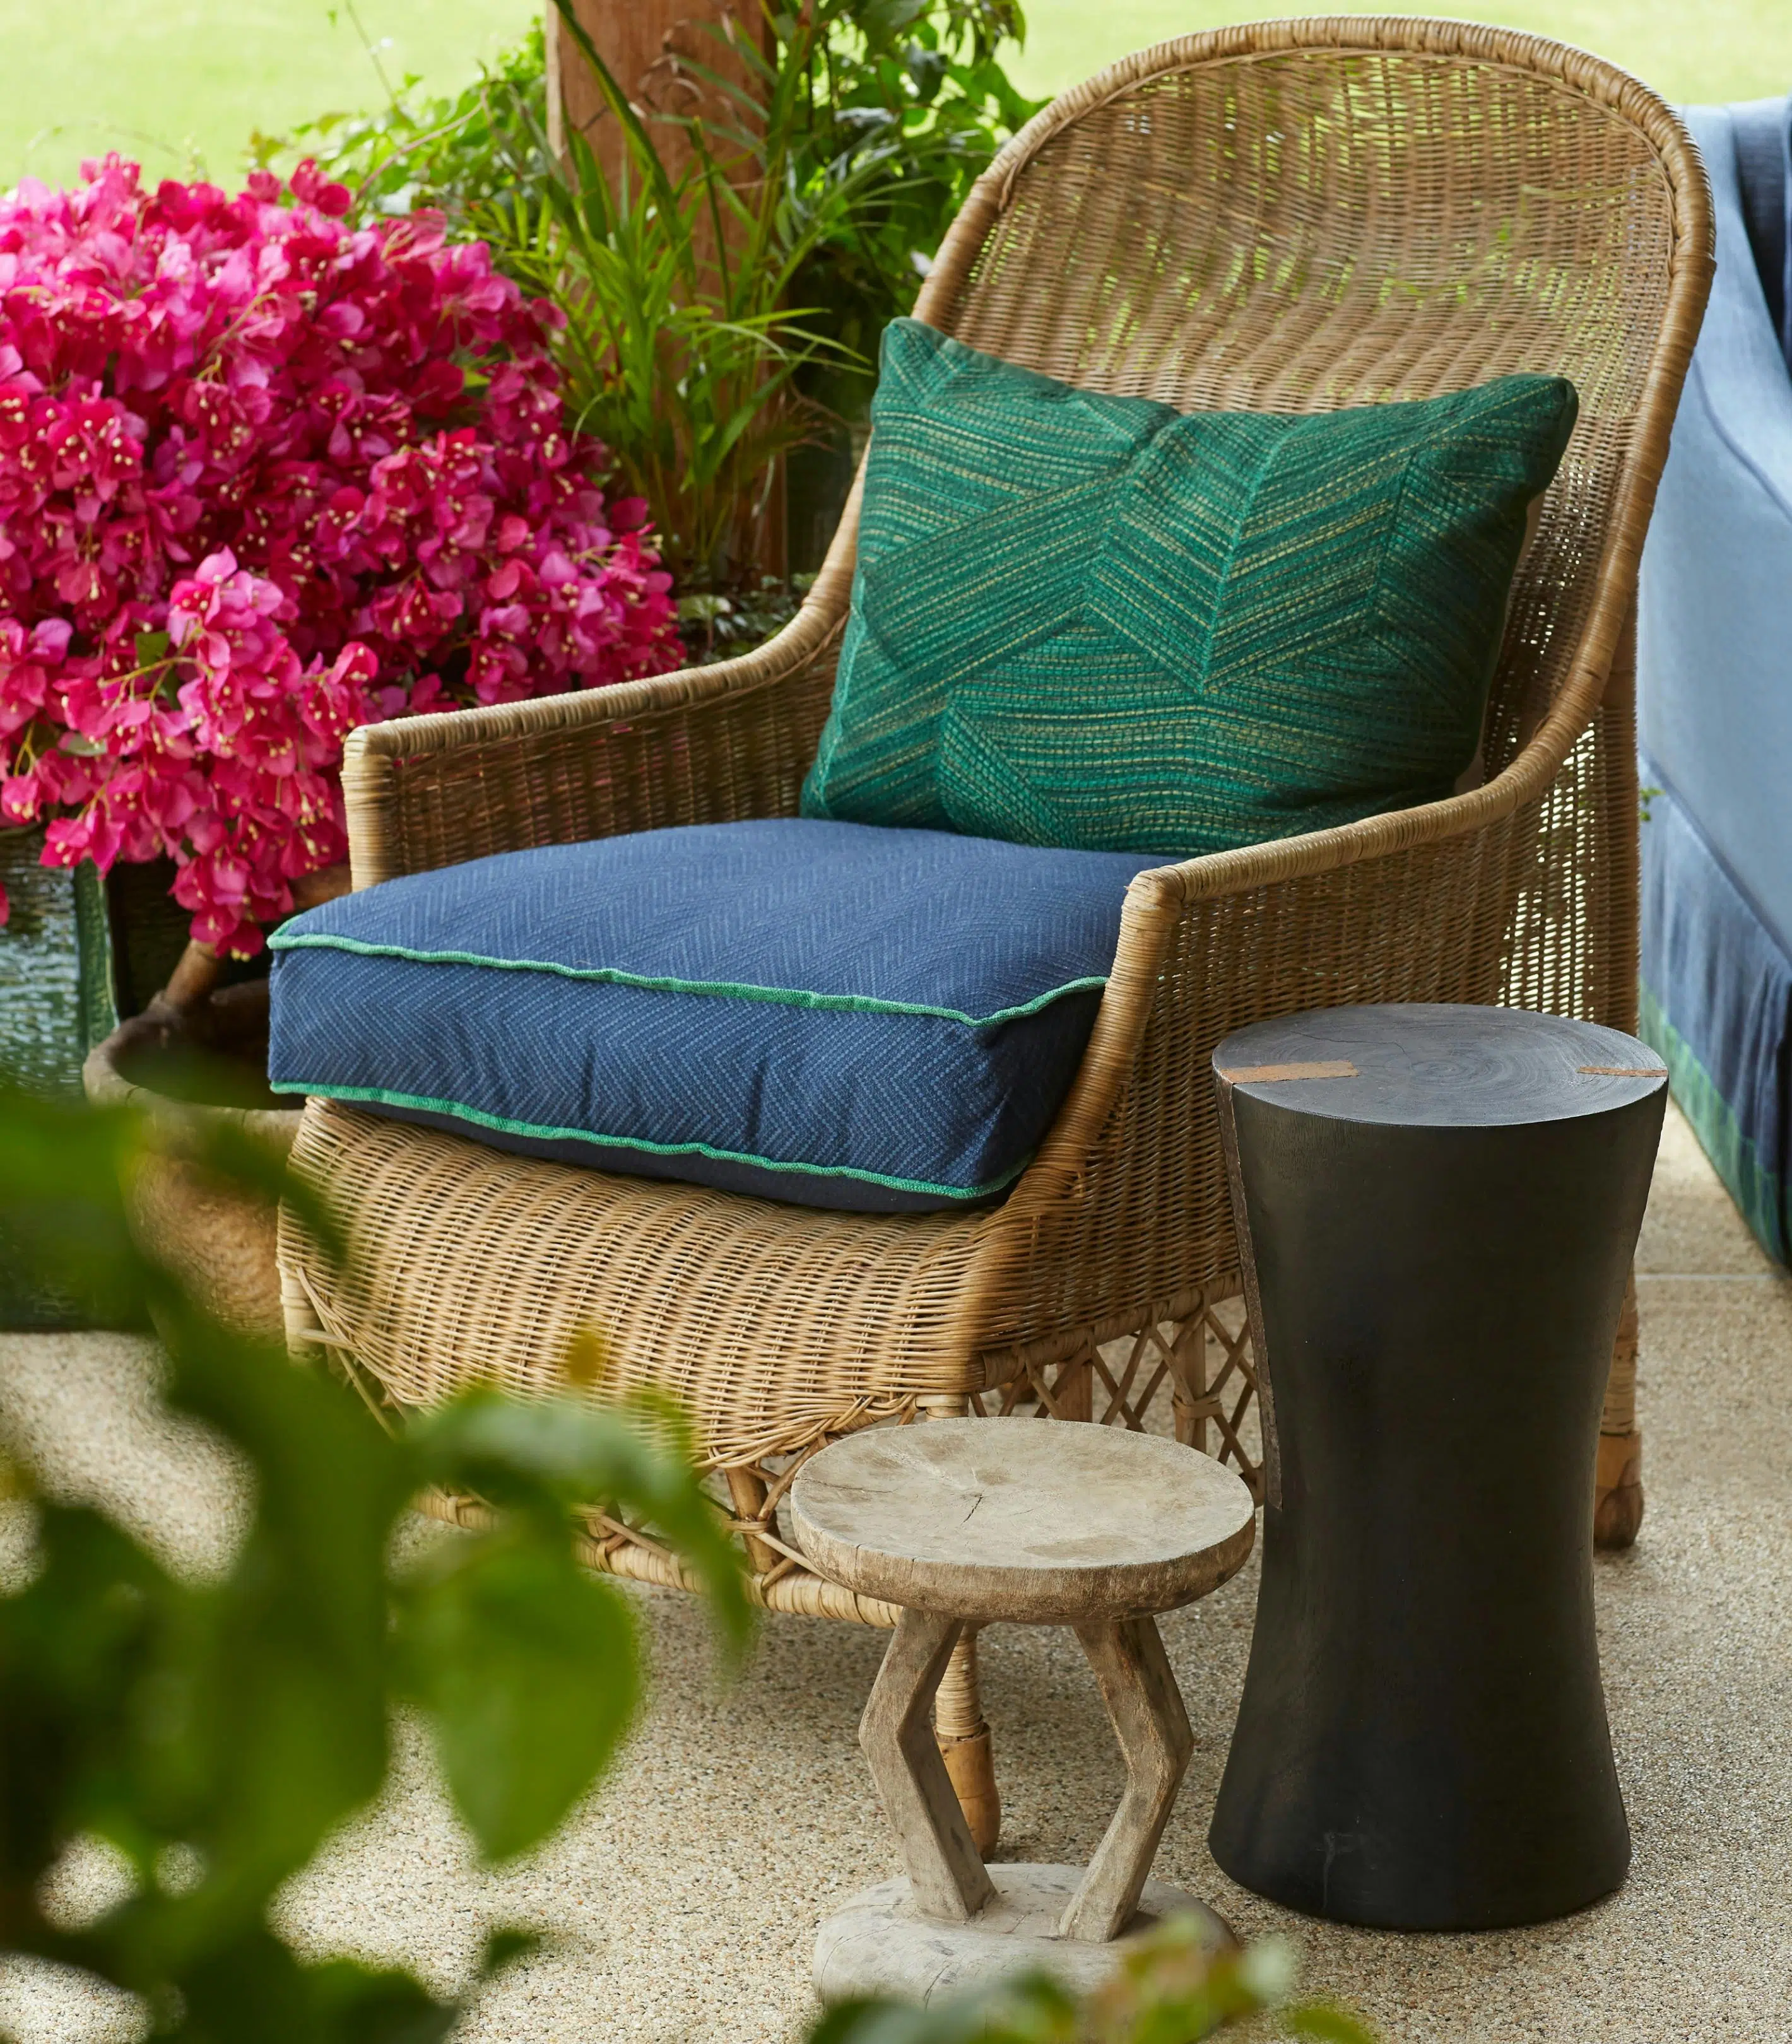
[281,20,1711,1850]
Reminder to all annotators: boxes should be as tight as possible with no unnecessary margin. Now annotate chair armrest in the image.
[982,676,1633,1365]
[341,586,847,886]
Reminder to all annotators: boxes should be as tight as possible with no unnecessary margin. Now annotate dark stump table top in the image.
[1213,1002,1667,1130]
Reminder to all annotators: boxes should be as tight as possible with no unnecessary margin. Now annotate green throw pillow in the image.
[801,319,1578,856]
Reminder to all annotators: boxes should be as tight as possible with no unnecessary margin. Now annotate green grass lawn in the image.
[2,0,1789,195]
[0,1,536,191]
[1014,1,1792,107]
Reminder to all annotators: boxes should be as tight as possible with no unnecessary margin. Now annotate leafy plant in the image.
[454,1,861,590]
[281,4,1040,593]
[780,2,1041,420]
[816,1914,1377,2043]
[0,1076,1378,2041]
[0,1079,748,2041]
[680,573,812,666]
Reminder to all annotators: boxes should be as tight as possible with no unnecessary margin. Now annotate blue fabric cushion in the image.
[1729,95,1792,369]
[267,819,1164,1213]
[1640,765,1792,1266]
[1641,105,1792,962]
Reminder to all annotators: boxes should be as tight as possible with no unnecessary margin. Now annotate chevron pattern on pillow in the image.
[802,319,1578,856]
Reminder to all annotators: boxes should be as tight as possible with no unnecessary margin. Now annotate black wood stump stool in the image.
[1206,1002,1666,1931]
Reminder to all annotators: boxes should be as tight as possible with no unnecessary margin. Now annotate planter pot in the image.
[3,827,131,1327]
[4,829,323,1331]
[0,827,117,1104]
[786,422,859,575]
[4,830,256,1328]
[81,982,300,1343]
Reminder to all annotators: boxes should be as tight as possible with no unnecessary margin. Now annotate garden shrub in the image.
[0,156,678,956]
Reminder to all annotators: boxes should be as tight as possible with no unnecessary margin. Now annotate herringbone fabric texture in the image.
[267,819,1164,1211]
[803,320,1579,855]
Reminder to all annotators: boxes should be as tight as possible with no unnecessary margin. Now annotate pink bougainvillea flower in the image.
[0,155,680,946]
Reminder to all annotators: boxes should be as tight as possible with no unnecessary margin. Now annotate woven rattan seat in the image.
[280,20,1712,1855]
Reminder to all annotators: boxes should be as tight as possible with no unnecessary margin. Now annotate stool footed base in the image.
[812,1864,1234,2005]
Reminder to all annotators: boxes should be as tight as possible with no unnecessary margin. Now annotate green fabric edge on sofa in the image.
[1640,977,1788,1264]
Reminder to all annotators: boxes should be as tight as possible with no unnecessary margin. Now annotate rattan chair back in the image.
[897,20,1702,801]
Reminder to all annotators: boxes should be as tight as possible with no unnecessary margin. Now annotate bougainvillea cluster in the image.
[0,156,678,953]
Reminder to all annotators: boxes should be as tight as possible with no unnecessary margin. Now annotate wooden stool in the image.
[1207,1002,1666,1929]
[792,1418,1256,2002]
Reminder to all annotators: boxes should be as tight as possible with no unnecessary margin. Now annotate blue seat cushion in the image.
[267,819,1165,1213]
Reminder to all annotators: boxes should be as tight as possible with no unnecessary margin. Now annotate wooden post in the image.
[545,1,763,194]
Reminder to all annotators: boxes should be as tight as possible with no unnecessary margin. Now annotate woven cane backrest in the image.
[919,25,1685,775]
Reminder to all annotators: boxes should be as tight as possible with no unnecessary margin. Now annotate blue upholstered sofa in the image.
[1637,97,1792,1263]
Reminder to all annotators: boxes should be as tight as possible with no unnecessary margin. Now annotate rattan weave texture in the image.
[280,20,1711,1604]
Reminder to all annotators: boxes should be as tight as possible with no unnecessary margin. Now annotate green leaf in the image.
[807,1970,1078,2044]
[133,630,172,667]
[806,2002,943,2044]
[411,1388,752,1667]
[395,1525,639,1862]
[1283,2007,1381,2044]
[0,1086,151,1324]
[0,1084,657,2029]
[0,1505,173,1940]
[175,1924,459,2044]
[82,1310,421,1973]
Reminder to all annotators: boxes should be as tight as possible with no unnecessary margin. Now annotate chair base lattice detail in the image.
[413,1291,1263,1625]
[975,1295,1262,1498]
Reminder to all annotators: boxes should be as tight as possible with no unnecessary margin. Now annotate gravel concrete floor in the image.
[1,1101,1787,2042]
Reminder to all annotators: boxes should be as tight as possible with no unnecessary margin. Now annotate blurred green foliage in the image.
[0,1077,1375,2041]
[816,1910,1378,2043]
[0,1081,748,2041]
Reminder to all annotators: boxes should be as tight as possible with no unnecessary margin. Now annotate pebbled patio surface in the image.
[1,1101,1786,2043]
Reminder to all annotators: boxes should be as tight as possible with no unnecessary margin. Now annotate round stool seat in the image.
[796,1419,1256,1998]
[791,1419,1256,1624]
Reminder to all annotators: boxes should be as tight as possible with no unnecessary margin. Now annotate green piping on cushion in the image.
[269,1079,1030,1201]
[1639,978,1788,1265]
[268,931,1105,1030]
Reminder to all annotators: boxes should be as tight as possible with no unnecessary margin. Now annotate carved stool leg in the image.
[918,1392,1002,1853]
[1595,1269,1644,1549]
[934,1629,1001,1858]
[1059,1616,1194,1942]
[860,1608,996,1922]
